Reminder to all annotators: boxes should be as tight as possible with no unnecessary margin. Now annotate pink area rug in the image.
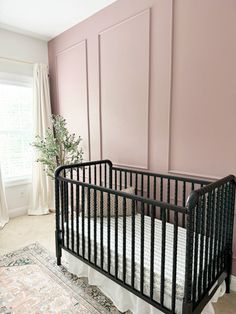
[0,243,119,313]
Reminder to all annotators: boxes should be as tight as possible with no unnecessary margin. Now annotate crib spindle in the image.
[160,207,166,306]
[107,193,111,274]
[131,199,135,289]
[115,194,119,278]
[94,188,97,265]
[123,197,127,283]
[82,185,85,258]
[149,205,155,300]
[171,211,178,312]
[87,187,91,262]
[140,202,145,294]
[198,196,205,298]
[100,191,104,269]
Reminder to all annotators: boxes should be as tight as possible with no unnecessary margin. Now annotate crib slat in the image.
[147,175,150,215]
[182,181,186,227]
[87,165,90,183]
[192,202,200,304]
[125,170,127,188]
[75,185,79,254]
[203,193,210,291]
[115,169,117,190]
[94,164,97,185]
[130,171,133,187]
[198,195,205,299]
[214,189,220,279]
[150,205,155,300]
[135,173,138,195]
[82,166,85,182]
[222,185,228,270]
[76,169,80,254]
[160,207,166,306]
[123,197,126,283]
[171,211,178,312]
[100,191,104,269]
[135,172,138,195]
[211,190,216,282]
[61,181,65,247]
[87,187,91,262]
[65,181,69,249]
[104,163,107,187]
[131,199,135,289]
[99,163,102,186]
[153,176,157,201]
[167,179,170,222]
[208,191,213,284]
[115,194,119,278]
[70,173,74,252]
[217,187,223,273]
[220,186,225,271]
[174,180,178,205]
[140,202,145,294]
[94,188,97,265]
[141,174,144,197]
[160,177,163,202]
[119,170,122,190]
[82,185,85,258]
[107,193,111,274]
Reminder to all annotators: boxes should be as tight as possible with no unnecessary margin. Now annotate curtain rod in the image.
[0,56,34,65]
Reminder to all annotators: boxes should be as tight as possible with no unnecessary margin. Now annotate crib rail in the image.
[112,166,211,228]
[55,160,235,314]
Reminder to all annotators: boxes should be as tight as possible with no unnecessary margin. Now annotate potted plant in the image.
[32,114,83,178]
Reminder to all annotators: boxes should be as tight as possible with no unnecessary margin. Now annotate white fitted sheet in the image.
[64,213,225,313]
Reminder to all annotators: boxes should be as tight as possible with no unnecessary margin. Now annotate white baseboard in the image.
[231,275,236,292]
[9,206,28,218]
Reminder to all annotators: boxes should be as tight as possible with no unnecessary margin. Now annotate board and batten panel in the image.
[56,40,90,160]
[99,9,150,169]
[169,0,236,179]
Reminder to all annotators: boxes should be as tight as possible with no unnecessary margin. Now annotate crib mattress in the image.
[64,214,188,305]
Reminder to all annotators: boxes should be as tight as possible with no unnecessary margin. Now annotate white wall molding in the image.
[9,206,28,218]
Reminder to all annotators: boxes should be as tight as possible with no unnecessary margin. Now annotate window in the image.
[0,74,33,182]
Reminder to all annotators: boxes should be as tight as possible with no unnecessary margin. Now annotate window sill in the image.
[4,177,32,187]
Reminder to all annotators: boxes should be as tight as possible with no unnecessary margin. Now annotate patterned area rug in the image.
[0,243,121,313]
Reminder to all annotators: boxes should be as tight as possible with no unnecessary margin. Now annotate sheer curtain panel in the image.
[29,63,53,215]
[0,163,9,229]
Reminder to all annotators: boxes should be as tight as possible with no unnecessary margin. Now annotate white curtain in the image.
[0,163,9,229]
[29,63,54,215]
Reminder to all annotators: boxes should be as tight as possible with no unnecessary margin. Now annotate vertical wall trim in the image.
[98,34,103,160]
[146,7,151,171]
[85,40,91,160]
[167,0,175,173]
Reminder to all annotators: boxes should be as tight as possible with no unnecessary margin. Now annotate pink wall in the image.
[48,0,236,275]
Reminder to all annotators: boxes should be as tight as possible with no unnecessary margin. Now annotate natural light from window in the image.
[0,82,33,181]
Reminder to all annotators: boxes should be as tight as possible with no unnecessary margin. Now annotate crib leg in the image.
[55,230,62,266]
[226,275,230,293]
[226,251,232,293]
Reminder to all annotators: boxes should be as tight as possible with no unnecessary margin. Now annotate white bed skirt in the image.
[63,251,225,314]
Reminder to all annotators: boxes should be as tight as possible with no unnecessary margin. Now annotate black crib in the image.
[55,160,235,314]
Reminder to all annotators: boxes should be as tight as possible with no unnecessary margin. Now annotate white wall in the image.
[0,28,48,217]
[0,28,48,74]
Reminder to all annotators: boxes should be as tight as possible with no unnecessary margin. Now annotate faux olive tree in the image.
[32,115,83,178]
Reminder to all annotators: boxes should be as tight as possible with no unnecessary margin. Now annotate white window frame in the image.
[0,72,33,186]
